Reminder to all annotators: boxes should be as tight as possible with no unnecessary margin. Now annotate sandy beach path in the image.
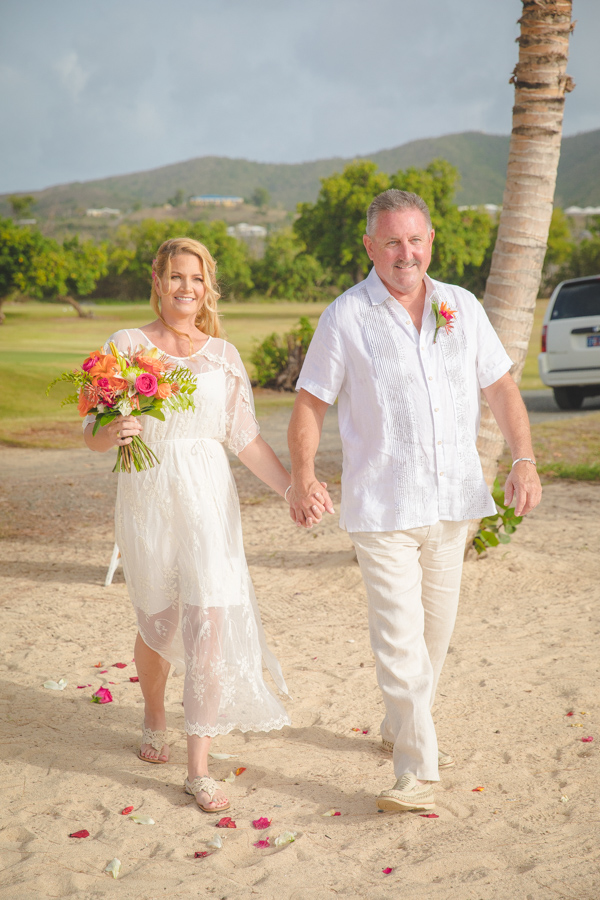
[1,409,599,899]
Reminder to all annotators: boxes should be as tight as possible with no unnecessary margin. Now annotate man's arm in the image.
[482,372,542,516]
[287,388,335,527]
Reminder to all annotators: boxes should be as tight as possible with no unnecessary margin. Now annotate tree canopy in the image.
[294,158,494,291]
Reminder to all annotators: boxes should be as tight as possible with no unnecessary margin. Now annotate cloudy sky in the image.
[1,0,598,193]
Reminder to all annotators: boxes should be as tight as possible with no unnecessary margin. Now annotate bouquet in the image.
[48,342,197,473]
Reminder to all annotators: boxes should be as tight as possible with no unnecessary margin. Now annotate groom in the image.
[287,188,541,812]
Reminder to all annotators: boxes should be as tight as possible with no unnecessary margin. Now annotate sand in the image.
[1,412,599,900]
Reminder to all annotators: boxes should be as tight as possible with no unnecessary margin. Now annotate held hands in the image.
[503,460,542,517]
[288,480,335,528]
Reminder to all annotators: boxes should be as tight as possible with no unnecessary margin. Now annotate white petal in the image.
[206,835,223,849]
[129,815,155,825]
[104,858,121,878]
[274,831,297,847]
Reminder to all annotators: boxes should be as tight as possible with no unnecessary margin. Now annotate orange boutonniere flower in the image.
[431,299,456,344]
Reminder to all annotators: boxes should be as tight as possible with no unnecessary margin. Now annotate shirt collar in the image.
[364,266,436,307]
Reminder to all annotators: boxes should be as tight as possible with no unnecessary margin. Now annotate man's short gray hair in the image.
[366,189,432,235]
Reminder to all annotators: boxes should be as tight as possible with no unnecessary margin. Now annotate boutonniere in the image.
[431,299,456,344]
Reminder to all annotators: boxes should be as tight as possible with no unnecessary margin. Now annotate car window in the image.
[551,280,600,319]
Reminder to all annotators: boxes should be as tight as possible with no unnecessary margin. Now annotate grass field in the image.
[0,299,327,447]
[2,296,598,482]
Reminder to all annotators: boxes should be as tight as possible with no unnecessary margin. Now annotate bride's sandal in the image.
[138,723,169,764]
[184,776,230,814]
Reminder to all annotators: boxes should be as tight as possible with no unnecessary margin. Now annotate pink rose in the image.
[82,353,100,372]
[135,373,158,396]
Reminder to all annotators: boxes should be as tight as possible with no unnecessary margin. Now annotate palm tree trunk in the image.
[470,0,574,543]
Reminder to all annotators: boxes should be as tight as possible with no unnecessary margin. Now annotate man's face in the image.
[363,208,434,299]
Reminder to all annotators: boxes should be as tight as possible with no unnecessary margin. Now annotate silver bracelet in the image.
[284,484,292,502]
[512,457,536,468]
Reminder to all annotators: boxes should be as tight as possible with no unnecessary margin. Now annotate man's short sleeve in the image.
[472,297,513,388]
[296,304,345,405]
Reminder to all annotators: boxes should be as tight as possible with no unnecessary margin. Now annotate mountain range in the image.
[2,130,599,218]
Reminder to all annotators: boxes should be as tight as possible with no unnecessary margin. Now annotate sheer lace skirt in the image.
[116,438,289,737]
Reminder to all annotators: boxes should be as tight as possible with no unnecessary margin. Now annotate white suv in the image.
[538,275,600,409]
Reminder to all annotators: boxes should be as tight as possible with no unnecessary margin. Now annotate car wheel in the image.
[553,387,584,410]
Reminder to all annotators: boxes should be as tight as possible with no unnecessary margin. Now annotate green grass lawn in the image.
[0,299,327,447]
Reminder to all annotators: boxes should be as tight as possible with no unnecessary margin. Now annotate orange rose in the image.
[135,355,167,377]
[156,382,172,399]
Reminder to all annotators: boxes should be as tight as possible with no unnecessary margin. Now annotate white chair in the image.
[105,543,121,586]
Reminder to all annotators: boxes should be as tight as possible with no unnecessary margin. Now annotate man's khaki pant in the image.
[350,520,469,782]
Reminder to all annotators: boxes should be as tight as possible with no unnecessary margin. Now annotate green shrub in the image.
[250,316,314,390]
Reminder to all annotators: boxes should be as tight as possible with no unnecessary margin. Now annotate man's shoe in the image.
[381,738,455,769]
[377,773,435,812]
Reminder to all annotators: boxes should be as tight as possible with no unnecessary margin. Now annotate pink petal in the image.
[253,839,270,849]
[112,662,127,668]
[194,851,212,858]
[581,736,594,743]
[99,670,108,674]
[216,817,236,828]
[69,829,90,838]
[76,684,91,689]
[420,813,439,818]
[121,806,134,815]
[333,811,341,816]
[382,867,393,875]
[252,817,271,829]
[129,676,139,682]
[362,729,369,734]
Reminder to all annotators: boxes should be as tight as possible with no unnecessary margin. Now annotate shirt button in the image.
[439,472,444,476]
[428,376,433,381]
[434,407,439,412]
[406,320,410,325]
[437,441,442,445]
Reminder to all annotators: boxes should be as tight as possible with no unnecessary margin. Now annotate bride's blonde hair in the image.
[150,237,222,340]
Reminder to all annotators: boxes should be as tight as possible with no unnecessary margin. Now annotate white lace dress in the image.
[101,328,290,738]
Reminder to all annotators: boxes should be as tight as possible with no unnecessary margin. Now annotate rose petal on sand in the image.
[120,806,134,815]
[234,767,247,776]
[472,786,485,792]
[560,795,569,803]
[112,662,127,668]
[566,711,575,716]
[254,839,270,849]
[69,830,90,838]
[321,810,341,817]
[216,817,236,828]
[222,771,236,784]
[382,867,393,875]
[129,676,139,682]
[581,736,594,743]
[206,835,223,849]
[128,815,154,825]
[362,729,369,734]
[209,753,237,760]
[76,684,92,689]
[274,831,297,846]
[92,662,103,668]
[252,817,271,829]
[351,728,361,732]
[91,687,113,704]
[568,723,584,727]
[104,858,121,878]
[44,679,67,691]
[420,813,439,818]
[194,851,212,859]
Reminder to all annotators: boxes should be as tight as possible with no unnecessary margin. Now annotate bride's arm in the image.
[237,435,291,499]
[84,415,142,452]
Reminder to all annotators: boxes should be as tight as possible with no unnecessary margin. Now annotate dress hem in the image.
[184,715,291,738]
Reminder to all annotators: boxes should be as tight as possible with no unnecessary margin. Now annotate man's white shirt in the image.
[296,267,512,532]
